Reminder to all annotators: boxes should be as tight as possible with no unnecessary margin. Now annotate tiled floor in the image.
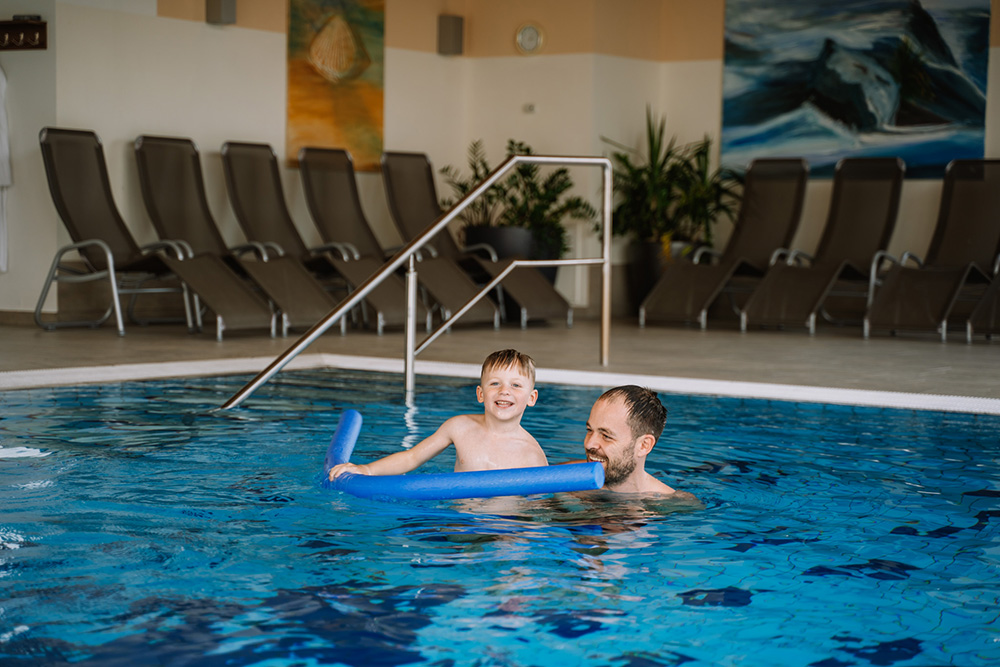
[1,316,997,404]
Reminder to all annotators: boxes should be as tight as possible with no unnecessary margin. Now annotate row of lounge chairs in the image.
[639,157,1000,342]
[35,128,570,339]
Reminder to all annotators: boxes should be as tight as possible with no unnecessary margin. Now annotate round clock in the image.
[515,23,544,55]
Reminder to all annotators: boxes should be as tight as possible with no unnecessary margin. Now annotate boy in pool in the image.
[328,349,547,480]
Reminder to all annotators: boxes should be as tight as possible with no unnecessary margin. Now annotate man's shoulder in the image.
[666,489,699,502]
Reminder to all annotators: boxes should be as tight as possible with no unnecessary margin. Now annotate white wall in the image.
[0,2,996,316]
[0,0,57,311]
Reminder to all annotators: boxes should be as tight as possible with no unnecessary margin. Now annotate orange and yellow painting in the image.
[287,0,384,170]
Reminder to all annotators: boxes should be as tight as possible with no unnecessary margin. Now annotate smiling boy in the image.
[329,349,546,480]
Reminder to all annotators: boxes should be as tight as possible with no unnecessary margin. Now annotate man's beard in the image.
[595,444,637,487]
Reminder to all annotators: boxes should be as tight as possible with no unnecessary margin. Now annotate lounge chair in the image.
[381,151,572,328]
[967,256,1000,341]
[739,157,905,334]
[36,127,276,339]
[865,159,1000,342]
[134,134,342,334]
[220,141,428,334]
[639,158,809,329]
[298,146,498,328]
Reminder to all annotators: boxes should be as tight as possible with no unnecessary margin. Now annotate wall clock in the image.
[515,23,544,54]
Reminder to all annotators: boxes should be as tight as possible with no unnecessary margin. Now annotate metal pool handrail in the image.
[220,154,613,409]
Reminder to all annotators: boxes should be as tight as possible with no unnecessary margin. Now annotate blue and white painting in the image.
[721,0,990,177]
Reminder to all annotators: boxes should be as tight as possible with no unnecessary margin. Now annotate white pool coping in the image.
[1,353,998,415]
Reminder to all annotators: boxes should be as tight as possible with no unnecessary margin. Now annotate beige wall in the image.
[0,0,997,316]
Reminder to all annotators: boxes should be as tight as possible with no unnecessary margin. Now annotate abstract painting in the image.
[721,0,990,177]
[287,0,384,170]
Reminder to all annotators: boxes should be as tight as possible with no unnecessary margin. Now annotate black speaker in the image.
[437,14,463,55]
[207,0,236,25]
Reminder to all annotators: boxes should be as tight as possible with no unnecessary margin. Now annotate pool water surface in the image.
[1,370,998,666]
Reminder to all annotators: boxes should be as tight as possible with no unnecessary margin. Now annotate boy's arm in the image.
[329,418,461,480]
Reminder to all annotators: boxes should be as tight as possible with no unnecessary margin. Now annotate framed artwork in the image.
[721,0,990,177]
[287,0,384,170]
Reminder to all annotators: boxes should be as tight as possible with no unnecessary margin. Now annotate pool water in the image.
[1,370,998,666]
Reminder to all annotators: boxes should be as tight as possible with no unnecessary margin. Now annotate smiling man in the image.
[584,385,697,499]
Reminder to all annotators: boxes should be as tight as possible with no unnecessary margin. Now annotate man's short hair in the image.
[599,385,667,441]
[482,349,536,385]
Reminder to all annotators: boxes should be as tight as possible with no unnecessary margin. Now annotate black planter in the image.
[464,226,559,319]
[464,225,533,259]
[625,240,667,315]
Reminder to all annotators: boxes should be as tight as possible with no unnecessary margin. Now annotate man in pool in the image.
[584,385,697,499]
[329,349,547,480]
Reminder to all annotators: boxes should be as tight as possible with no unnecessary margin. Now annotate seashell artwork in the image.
[308,12,371,83]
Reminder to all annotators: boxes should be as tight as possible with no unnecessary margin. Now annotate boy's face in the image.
[477,363,537,421]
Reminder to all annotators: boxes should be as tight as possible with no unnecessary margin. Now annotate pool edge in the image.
[1,352,997,416]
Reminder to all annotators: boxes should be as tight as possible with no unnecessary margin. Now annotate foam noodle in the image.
[322,409,604,500]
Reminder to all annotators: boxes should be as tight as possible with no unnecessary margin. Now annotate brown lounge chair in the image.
[967,254,1000,342]
[865,159,1000,342]
[740,157,905,334]
[220,141,429,334]
[134,134,341,335]
[297,146,498,328]
[381,151,572,328]
[36,127,276,339]
[639,158,809,329]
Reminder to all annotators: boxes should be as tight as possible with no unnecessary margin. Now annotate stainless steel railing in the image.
[220,154,613,409]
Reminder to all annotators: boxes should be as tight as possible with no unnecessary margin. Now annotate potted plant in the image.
[440,139,597,282]
[603,107,685,311]
[673,136,743,249]
[603,107,743,311]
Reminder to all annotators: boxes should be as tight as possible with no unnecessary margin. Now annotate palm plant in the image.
[439,139,507,228]
[673,137,744,246]
[500,140,597,257]
[439,139,596,258]
[604,106,685,242]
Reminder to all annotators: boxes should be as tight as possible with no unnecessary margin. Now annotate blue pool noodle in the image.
[322,409,605,500]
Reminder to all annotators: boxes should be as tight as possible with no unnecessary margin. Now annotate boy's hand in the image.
[329,462,369,481]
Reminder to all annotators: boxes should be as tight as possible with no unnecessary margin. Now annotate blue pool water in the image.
[1,370,999,666]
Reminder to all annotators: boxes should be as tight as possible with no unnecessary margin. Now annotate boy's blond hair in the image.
[481,349,536,386]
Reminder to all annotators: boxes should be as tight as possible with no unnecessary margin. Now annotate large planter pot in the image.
[464,226,559,320]
[625,239,669,315]
[464,225,533,259]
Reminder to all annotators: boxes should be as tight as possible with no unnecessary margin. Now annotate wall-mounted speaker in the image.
[437,14,464,56]
[207,0,236,26]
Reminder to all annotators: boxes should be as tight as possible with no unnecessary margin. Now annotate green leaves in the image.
[605,107,743,245]
[439,139,597,258]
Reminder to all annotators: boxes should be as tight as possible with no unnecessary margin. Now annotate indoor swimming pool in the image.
[1,369,998,666]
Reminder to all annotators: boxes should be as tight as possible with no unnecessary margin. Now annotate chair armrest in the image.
[768,248,789,266]
[230,242,273,260]
[786,249,813,266]
[310,241,358,261]
[692,247,720,264]
[141,240,189,260]
[870,250,899,274]
[868,250,900,307]
[463,242,498,262]
[900,251,924,268]
[993,253,1000,277]
[56,239,116,273]
[262,242,286,258]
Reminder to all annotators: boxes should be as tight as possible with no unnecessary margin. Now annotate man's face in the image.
[477,363,537,421]
[584,397,640,486]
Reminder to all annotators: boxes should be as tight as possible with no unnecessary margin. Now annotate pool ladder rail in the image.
[221,154,614,409]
